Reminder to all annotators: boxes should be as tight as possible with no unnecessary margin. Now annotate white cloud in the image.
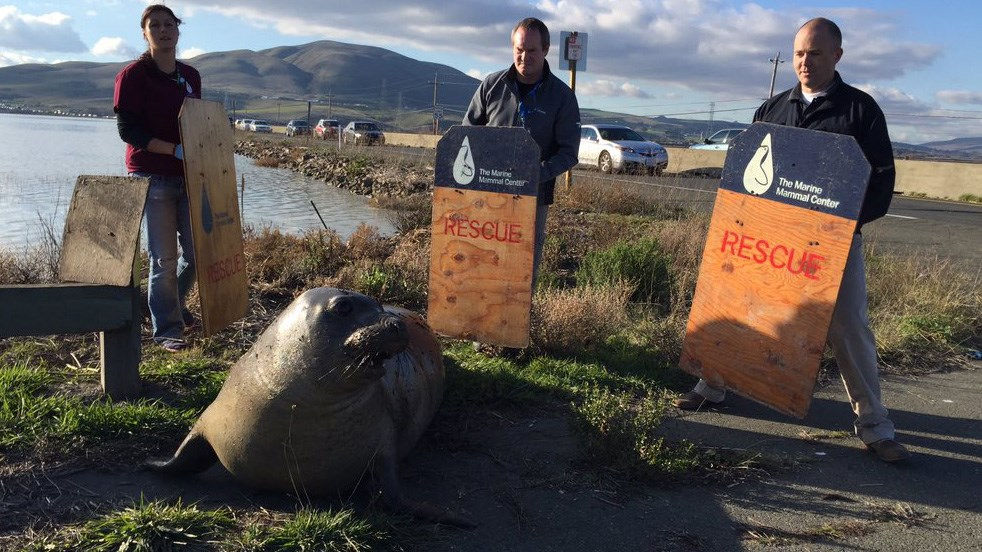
[936,90,982,105]
[0,50,47,67]
[179,47,207,59]
[856,84,931,114]
[466,68,484,79]
[86,10,98,17]
[174,0,940,99]
[577,80,651,98]
[90,36,138,58]
[0,5,86,52]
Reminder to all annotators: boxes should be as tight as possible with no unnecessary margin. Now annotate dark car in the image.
[342,121,385,146]
[314,119,340,140]
[285,119,311,137]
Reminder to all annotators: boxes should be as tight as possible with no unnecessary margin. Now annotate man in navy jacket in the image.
[676,18,908,463]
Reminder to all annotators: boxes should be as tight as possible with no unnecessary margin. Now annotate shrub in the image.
[576,238,673,308]
[571,387,703,479]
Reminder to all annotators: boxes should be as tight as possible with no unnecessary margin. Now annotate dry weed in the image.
[865,246,981,371]
[254,156,280,168]
[345,223,395,261]
[531,282,634,354]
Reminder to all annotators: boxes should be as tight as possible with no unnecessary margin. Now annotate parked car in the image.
[342,121,385,146]
[249,119,272,133]
[578,124,669,175]
[689,128,744,150]
[235,119,252,130]
[285,119,310,136]
[314,118,340,140]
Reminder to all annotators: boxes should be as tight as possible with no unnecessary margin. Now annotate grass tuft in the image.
[257,508,392,552]
[45,498,234,552]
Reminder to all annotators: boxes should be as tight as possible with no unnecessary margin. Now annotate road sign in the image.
[559,31,588,71]
[680,122,870,418]
[179,99,248,336]
[427,126,540,347]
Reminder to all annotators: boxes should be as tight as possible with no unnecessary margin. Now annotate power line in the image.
[885,113,982,120]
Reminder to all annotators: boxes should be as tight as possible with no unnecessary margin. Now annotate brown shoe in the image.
[673,391,723,411]
[866,439,911,463]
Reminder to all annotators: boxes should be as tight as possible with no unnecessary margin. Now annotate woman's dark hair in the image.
[138,4,182,63]
[141,4,182,29]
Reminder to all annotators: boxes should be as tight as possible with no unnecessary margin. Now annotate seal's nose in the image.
[343,314,409,356]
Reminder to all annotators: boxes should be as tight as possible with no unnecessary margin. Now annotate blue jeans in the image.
[132,172,195,341]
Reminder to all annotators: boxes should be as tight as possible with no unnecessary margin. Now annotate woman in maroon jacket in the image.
[113,4,201,352]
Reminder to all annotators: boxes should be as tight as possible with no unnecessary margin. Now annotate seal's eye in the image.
[330,298,353,317]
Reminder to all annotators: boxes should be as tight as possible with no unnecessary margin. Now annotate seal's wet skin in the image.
[146,288,471,526]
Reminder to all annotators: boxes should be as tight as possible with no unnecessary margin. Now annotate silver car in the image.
[342,121,385,146]
[249,119,272,133]
[578,124,669,175]
[689,128,744,151]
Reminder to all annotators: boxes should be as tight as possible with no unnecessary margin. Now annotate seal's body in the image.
[148,288,447,512]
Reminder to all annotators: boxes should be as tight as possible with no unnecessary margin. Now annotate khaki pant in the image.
[693,233,895,444]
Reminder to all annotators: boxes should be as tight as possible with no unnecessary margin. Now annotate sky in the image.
[1,0,980,144]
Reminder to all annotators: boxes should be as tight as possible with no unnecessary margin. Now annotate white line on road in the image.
[886,214,919,220]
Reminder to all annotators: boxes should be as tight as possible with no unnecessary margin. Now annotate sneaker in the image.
[159,338,189,353]
[866,439,911,463]
[673,391,723,411]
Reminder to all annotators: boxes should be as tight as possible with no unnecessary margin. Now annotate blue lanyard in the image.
[517,82,541,126]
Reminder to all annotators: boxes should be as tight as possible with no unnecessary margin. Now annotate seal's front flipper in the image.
[376,452,476,529]
[143,431,218,474]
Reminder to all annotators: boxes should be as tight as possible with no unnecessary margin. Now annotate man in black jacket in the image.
[676,17,909,463]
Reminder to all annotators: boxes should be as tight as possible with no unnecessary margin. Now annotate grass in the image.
[957,193,981,203]
[27,500,395,552]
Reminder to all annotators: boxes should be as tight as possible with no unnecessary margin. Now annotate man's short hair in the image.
[799,17,842,48]
[512,17,550,51]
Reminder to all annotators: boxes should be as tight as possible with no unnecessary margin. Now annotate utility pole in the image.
[768,51,785,98]
[430,72,439,134]
[327,90,333,118]
[708,101,715,135]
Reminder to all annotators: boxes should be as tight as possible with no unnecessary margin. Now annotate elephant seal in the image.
[147,288,465,524]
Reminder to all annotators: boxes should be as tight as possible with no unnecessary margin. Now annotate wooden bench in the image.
[0,176,149,399]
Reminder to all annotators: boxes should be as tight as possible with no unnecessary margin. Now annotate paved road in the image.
[569,170,982,272]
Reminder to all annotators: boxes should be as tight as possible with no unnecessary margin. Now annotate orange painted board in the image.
[427,187,536,347]
[680,188,857,417]
[178,98,248,336]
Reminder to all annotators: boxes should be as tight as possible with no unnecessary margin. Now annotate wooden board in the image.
[58,175,148,286]
[680,123,871,418]
[428,187,537,346]
[426,126,541,347]
[179,98,248,336]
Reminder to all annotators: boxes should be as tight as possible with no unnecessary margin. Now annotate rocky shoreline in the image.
[235,139,432,198]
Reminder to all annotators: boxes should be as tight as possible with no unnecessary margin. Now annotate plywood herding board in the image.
[59,175,148,286]
[680,189,856,417]
[428,187,537,347]
[179,98,247,336]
